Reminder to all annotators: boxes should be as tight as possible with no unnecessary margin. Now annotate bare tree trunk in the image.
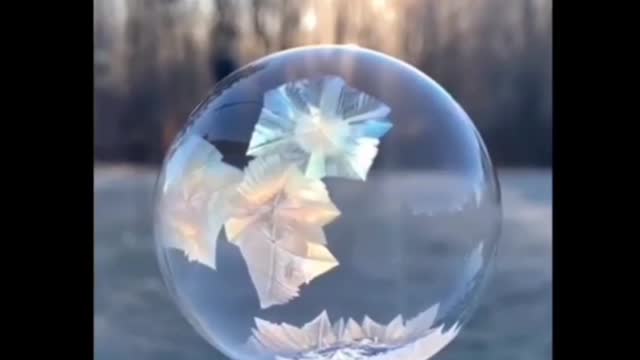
[278,0,299,49]
[251,0,272,52]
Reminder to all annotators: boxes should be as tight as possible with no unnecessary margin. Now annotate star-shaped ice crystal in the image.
[247,76,393,180]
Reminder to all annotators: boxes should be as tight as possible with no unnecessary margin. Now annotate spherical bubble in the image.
[153,45,502,360]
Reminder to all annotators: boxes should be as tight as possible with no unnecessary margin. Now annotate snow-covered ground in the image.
[94,166,551,360]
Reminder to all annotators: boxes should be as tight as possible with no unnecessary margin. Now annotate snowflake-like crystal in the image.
[160,135,243,270]
[247,76,393,180]
[248,304,461,360]
[224,155,341,308]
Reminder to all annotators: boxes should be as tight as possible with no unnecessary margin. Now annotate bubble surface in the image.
[154,45,502,360]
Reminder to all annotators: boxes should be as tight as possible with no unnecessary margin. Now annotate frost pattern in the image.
[247,76,393,180]
[161,76,393,309]
[248,304,461,360]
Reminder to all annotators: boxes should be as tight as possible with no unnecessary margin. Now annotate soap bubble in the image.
[154,45,501,360]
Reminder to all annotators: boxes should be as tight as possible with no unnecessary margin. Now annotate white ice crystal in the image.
[248,304,461,360]
[224,155,341,308]
[160,136,343,309]
[160,135,243,270]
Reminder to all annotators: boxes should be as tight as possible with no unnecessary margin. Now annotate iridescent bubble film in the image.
[154,46,502,360]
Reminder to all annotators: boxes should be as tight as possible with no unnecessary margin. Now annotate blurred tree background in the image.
[94,0,552,167]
